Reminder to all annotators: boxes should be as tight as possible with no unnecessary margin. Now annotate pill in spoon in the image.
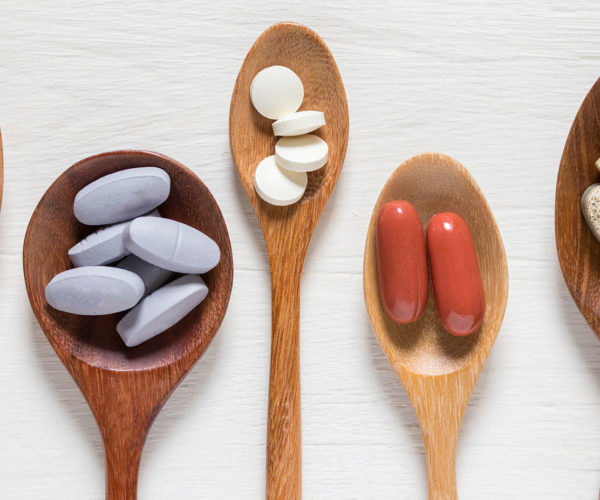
[427,212,485,336]
[253,155,307,206]
[376,200,428,324]
[273,111,325,136]
[250,65,304,120]
[275,134,328,172]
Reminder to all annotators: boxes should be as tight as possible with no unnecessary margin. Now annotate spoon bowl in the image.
[23,150,233,498]
[556,77,600,338]
[230,23,348,498]
[364,153,508,498]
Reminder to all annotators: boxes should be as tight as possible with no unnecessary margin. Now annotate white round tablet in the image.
[275,134,328,172]
[254,155,307,206]
[273,111,326,136]
[250,65,304,120]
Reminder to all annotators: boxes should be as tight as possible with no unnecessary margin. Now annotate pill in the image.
[254,155,307,206]
[272,111,326,136]
[275,134,328,172]
[596,157,600,172]
[581,184,600,242]
[116,254,174,296]
[124,217,220,274]
[250,65,304,120]
[376,201,428,324]
[426,213,485,336]
[45,266,144,315]
[73,167,170,225]
[68,209,160,267]
[117,274,209,347]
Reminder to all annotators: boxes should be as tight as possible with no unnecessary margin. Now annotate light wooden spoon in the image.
[23,150,233,499]
[364,153,508,499]
[230,23,348,499]
[556,77,600,338]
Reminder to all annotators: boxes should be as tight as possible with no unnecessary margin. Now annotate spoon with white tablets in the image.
[230,23,348,498]
[364,154,508,499]
[23,150,233,499]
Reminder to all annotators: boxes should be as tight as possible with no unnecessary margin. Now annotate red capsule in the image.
[376,201,428,324]
[426,213,485,336]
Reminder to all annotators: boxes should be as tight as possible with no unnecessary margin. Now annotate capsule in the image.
[426,213,485,336]
[376,201,428,324]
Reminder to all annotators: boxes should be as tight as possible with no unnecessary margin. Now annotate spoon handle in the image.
[402,370,474,500]
[267,260,303,499]
[75,366,170,500]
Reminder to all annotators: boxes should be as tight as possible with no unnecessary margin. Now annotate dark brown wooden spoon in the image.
[556,77,600,338]
[23,150,233,499]
[230,23,348,499]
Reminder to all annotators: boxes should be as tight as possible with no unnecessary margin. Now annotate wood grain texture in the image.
[23,151,233,499]
[556,78,600,338]
[230,23,349,498]
[364,154,508,499]
[3,1,600,498]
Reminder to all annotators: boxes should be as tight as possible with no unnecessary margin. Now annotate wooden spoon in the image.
[364,153,508,499]
[556,77,600,338]
[229,23,348,498]
[23,150,233,499]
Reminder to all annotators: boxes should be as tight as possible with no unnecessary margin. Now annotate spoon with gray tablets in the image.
[23,150,233,499]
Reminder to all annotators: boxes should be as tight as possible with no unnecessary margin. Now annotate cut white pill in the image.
[275,134,328,172]
[273,111,326,136]
[596,157,600,172]
[73,167,170,225]
[117,254,174,296]
[250,65,304,120]
[68,209,160,267]
[45,266,144,315]
[254,155,307,206]
[124,217,220,274]
[117,274,209,347]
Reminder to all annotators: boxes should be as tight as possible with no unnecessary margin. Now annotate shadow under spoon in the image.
[23,150,233,499]
[363,153,508,499]
[229,22,349,499]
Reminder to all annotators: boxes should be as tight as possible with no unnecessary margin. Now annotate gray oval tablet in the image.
[116,254,173,296]
[45,266,144,315]
[68,209,161,267]
[124,217,220,274]
[68,220,131,267]
[117,274,208,347]
[73,167,170,225]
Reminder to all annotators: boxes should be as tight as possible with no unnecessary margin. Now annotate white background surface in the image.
[1,1,600,498]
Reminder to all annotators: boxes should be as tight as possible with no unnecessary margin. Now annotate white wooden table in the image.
[2,1,600,498]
